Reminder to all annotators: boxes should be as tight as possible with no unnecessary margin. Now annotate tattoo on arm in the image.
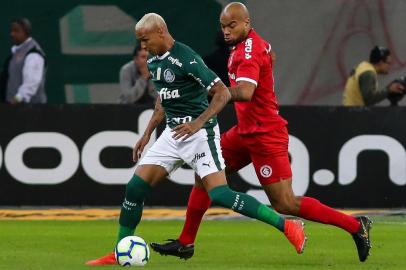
[143,98,165,137]
[229,86,246,101]
[197,81,231,124]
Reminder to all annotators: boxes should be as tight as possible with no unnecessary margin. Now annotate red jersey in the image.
[227,29,287,134]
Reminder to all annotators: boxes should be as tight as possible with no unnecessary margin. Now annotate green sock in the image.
[208,185,285,232]
[117,174,152,244]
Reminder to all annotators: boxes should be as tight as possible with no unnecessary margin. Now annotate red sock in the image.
[299,197,360,234]
[178,186,211,245]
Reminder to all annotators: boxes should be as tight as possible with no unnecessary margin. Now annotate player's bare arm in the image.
[133,97,165,162]
[229,80,256,101]
[172,81,231,140]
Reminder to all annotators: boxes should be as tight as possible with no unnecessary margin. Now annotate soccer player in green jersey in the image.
[86,13,306,265]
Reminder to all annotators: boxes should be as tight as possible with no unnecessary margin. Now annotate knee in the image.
[125,175,152,201]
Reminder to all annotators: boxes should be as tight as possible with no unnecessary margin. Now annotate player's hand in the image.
[139,64,150,80]
[172,120,204,141]
[133,134,150,163]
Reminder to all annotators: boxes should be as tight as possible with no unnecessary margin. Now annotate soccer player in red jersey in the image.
[86,11,307,266]
[151,2,372,262]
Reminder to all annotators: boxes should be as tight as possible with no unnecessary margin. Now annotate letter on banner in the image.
[5,132,80,184]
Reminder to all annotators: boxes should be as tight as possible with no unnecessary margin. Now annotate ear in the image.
[157,27,164,37]
[245,17,250,26]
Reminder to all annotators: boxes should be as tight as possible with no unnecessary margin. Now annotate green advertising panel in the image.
[0,0,222,103]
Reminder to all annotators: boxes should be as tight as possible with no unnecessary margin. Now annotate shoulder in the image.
[29,39,46,56]
[251,31,271,55]
[171,42,207,71]
[359,70,376,81]
[174,42,198,55]
[172,42,202,64]
[24,52,45,65]
[237,31,269,60]
[120,61,134,72]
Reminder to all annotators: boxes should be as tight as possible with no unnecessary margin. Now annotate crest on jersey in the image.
[260,165,272,178]
[164,68,175,83]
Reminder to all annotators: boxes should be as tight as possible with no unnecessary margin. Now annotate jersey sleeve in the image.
[183,53,220,91]
[235,39,264,87]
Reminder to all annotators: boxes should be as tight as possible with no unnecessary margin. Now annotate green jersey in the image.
[147,41,220,128]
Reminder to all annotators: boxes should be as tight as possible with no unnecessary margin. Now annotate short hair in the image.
[132,43,143,57]
[369,46,391,64]
[135,13,166,32]
[11,18,32,35]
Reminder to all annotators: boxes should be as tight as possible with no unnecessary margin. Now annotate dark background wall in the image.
[0,104,405,208]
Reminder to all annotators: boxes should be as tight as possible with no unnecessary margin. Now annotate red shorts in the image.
[220,125,292,185]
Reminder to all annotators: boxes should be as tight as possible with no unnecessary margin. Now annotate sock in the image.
[178,186,211,245]
[209,185,285,232]
[299,197,360,234]
[117,174,152,244]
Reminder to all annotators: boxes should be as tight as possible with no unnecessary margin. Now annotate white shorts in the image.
[138,124,225,179]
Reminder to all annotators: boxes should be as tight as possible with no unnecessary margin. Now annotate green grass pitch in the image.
[0,216,405,270]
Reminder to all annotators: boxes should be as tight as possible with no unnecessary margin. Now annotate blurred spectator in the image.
[0,60,6,102]
[118,44,156,105]
[204,31,230,85]
[343,46,404,106]
[0,18,47,104]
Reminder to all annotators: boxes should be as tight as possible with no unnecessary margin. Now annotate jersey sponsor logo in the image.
[202,161,211,168]
[168,56,183,67]
[163,68,175,83]
[244,38,253,59]
[228,72,236,80]
[169,116,192,125]
[191,152,206,164]
[189,59,197,65]
[159,88,180,100]
[259,165,272,178]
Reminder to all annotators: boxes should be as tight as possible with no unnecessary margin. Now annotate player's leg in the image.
[195,125,304,253]
[202,171,284,230]
[201,170,305,254]
[150,173,207,259]
[177,173,210,247]
[262,179,372,262]
[86,165,167,266]
[262,179,359,232]
[117,165,168,242]
[86,128,182,265]
[151,125,304,259]
[251,127,371,261]
[177,126,250,246]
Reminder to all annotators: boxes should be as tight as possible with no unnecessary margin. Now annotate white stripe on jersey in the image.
[236,77,258,86]
[206,77,221,91]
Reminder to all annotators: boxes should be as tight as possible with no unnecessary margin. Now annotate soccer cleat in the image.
[284,219,307,254]
[150,239,194,260]
[352,216,372,262]
[85,252,117,265]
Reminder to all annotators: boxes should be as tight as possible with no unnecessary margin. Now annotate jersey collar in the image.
[157,51,170,60]
[156,40,176,60]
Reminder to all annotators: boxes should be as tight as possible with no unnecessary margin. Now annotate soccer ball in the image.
[115,236,150,267]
